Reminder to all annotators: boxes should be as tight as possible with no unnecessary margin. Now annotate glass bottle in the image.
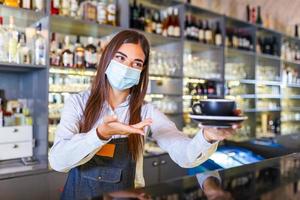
[0,16,8,62]
[4,0,19,8]
[33,23,46,65]
[50,33,59,66]
[17,32,31,64]
[167,7,174,37]
[8,16,18,63]
[215,22,222,46]
[61,0,71,16]
[97,1,107,24]
[107,0,116,26]
[173,8,180,38]
[85,37,97,69]
[21,0,31,9]
[144,8,152,33]
[70,0,79,18]
[83,1,97,21]
[51,0,60,15]
[61,36,73,67]
[155,11,162,35]
[74,36,84,68]
[33,0,44,11]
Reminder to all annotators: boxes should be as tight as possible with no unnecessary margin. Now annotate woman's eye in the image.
[115,55,125,62]
[133,62,143,69]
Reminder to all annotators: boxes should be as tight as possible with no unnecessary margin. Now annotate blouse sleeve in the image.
[48,94,110,172]
[147,104,218,168]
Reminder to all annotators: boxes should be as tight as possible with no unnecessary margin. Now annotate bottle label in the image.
[63,53,73,67]
[35,40,46,65]
[35,0,44,10]
[54,0,60,8]
[215,34,222,45]
[174,27,180,37]
[9,38,17,61]
[97,5,107,24]
[85,51,98,66]
[156,24,162,35]
[198,29,204,40]
[168,25,174,37]
[22,0,31,9]
[205,31,212,41]
[75,52,84,66]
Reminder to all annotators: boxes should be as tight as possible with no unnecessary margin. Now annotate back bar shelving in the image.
[1,0,300,177]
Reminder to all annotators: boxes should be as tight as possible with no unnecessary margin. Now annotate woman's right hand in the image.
[97,115,152,140]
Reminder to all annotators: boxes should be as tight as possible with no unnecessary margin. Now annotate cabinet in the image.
[143,154,187,186]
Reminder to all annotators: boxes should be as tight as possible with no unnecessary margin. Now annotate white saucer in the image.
[189,114,248,121]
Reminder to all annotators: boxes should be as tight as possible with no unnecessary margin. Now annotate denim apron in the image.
[61,138,136,200]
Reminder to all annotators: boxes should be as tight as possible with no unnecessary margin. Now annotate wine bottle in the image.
[51,0,60,15]
[74,36,84,68]
[295,24,299,38]
[204,20,212,44]
[61,36,73,67]
[173,8,180,38]
[198,19,204,42]
[167,8,174,37]
[138,3,145,30]
[131,0,139,28]
[85,37,97,69]
[156,11,162,35]
[215,22,222,46]
[256,6,263,25]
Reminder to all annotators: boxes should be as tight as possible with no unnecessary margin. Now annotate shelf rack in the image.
[1,0,300,178]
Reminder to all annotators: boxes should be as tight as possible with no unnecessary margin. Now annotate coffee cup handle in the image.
[192,103,202,115]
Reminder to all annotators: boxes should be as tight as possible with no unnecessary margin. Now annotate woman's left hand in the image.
[201,124,241,143]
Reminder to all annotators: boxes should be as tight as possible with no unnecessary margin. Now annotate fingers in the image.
[109,122,145,136]
[103,115,118,123]
[131,118,152,129]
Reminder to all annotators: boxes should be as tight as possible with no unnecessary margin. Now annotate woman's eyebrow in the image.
[116,51,128,57]
[117,51,144,63]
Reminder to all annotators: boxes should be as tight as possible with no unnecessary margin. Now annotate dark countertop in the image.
[99,153,300,200]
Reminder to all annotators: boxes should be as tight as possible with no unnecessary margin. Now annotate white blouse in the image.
[48,90,218,187]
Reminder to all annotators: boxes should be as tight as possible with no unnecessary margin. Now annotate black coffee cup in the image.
[192,99,237,116]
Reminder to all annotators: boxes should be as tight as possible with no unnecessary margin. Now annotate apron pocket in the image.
[82,166,122,184]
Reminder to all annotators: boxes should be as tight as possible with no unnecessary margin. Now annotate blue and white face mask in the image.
[105,59,142,91]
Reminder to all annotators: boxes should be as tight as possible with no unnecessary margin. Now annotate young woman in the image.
[49,30,238,199]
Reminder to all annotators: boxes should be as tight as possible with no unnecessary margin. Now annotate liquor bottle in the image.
[97,1,107,24]
[256,6,263,25]
[144,8,152,33]
[34,23,46,65]
[151,10,156,33]
[8,16,18,63]
[246,5,251,22]
[33,0,44,11]
[167,7,174,37]
[82,1,97,21]
[130,0,139,28]
[251,7,256,24]
[107,0,116,26]
[61,36,73,67]
[50,33,59,66]
[4,0,19,7]
[295,24,299,38]
[70,0,79,18]
[191,16,198,41]
[85,37,97,68]
[74,36,84,68]
[215,22,222,46]
[61,0,71,16]
[51,0,60,15]
[162,10,168,37]
[155,11,162,35]
[173,8,180,38]
[21,0,31,9]
[0,16,8,62]
[198,19,204,42]
[204,20,212,44]
[17,32,31,64]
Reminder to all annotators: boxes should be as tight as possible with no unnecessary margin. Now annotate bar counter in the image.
[99,153,300,200]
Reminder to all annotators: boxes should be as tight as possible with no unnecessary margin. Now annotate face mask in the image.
[105,59,142,91]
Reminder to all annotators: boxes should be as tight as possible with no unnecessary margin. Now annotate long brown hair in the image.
[80,30,150,160]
